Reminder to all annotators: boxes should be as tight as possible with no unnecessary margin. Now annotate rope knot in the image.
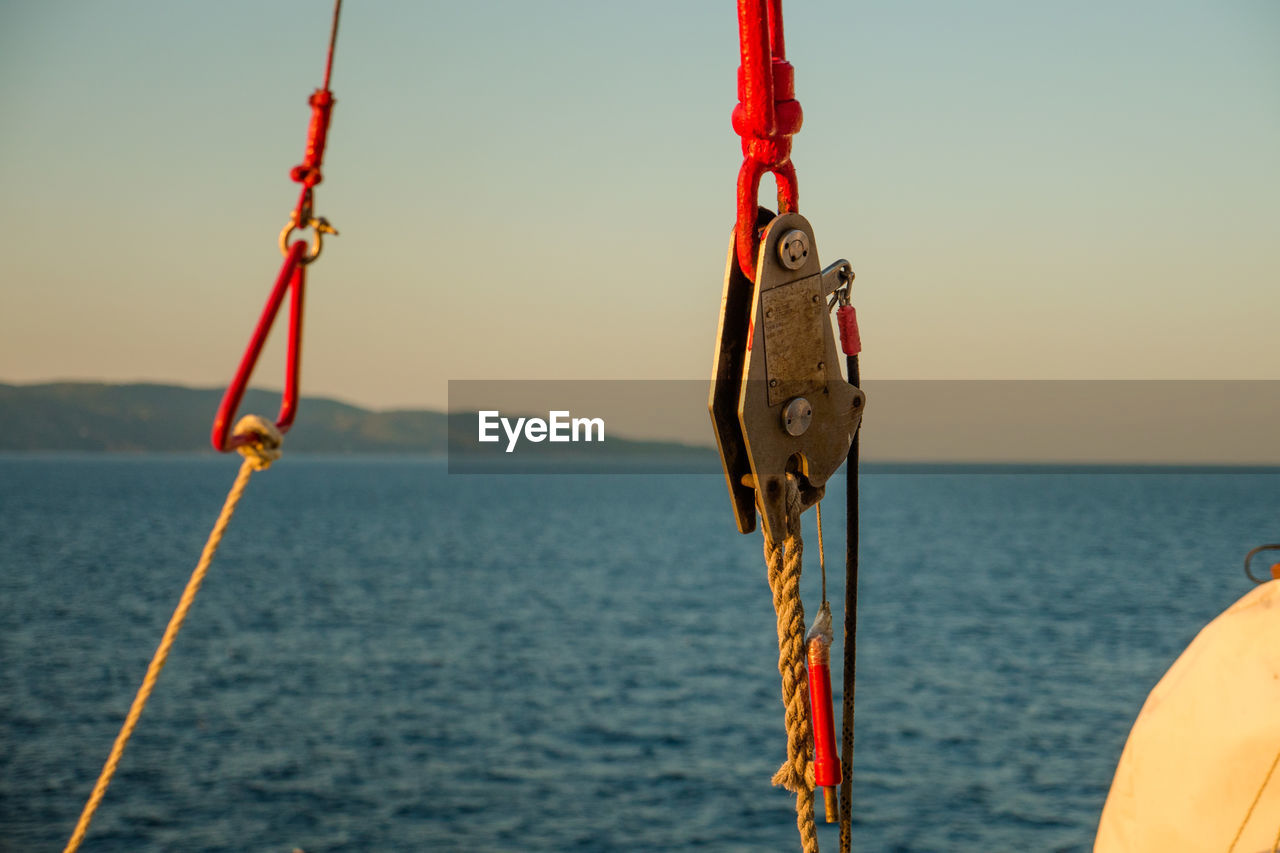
[232,415,283,470]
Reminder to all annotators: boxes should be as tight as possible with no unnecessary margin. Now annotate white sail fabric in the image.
[1096,580,1280,852]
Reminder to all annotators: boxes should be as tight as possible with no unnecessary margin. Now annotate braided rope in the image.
[763,476,818,853]
[63,416,281,853]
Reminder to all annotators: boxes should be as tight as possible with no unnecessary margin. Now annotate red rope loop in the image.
[210,241,308,452]
[733,0,803,278]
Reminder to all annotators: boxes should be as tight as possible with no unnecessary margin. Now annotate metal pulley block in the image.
[709,211,864,541]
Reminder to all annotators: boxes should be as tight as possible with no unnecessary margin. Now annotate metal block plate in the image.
[761,274,825,407]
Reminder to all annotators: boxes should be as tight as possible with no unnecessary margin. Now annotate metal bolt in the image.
[778,229,810,270]
[782,397,813,436]
[769,378,778,388]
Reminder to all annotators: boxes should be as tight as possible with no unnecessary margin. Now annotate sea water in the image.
[1,456,1276,851]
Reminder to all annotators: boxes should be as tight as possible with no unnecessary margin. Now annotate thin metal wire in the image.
[322,0,343,91]
[816,501,827,604]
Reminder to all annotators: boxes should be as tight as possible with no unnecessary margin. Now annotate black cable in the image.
[839,353,860,853]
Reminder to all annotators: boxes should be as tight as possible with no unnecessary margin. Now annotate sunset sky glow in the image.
[1,1,1276,410]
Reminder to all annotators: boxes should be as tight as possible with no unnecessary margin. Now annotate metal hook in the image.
[1244,544,1280,584]
[824,261,855,311]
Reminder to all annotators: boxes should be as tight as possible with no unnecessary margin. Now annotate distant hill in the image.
[0,383,715,464]
[11,380,1274,466]
[0,382,449,452]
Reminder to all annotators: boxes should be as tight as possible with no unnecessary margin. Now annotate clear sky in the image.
[1,1,1276,410]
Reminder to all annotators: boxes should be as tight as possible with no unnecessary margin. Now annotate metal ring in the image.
[279,221,323,265]
[1244,544,1280,584]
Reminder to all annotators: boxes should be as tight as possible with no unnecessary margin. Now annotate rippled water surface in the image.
[1,457,1276,851]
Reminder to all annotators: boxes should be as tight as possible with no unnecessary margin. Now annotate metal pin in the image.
[823,787,838,823]
[778,229,810,270]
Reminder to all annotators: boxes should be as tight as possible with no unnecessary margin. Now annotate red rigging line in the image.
[210,0,342,453]
[733,0,803,279]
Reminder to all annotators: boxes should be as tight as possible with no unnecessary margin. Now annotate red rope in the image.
[732,0,803,279]
[289,89,335,188]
